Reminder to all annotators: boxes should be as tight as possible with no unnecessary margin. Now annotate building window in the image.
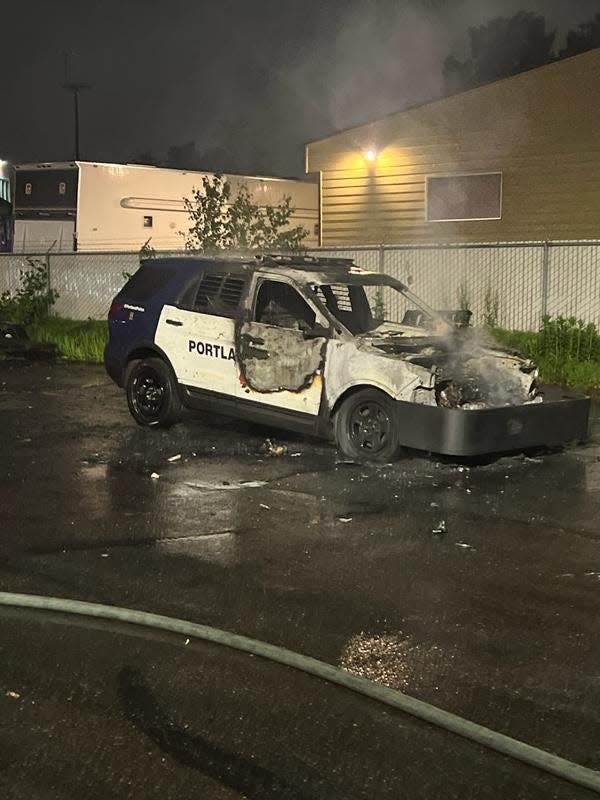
[25,182,32,196]
[0,179,8,202]
[143,215,153,228]
[426,173,502,222]
[58,182,66,195]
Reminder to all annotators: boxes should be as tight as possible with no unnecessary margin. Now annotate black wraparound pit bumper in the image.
[393,388,591,457]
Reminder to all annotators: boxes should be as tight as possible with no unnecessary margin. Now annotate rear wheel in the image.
[333,388,400,462]
[126,357,182,428]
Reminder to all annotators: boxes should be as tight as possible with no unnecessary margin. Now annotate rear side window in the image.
[121,267,175,301]
[194,272,246,318]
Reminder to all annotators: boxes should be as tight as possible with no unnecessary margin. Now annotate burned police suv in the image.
[105,254,589,460]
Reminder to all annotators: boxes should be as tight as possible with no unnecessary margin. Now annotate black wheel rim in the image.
[132,368,166,420]
[348,401,391,454]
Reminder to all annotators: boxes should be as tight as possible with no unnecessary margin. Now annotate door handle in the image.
[166,319,183,327]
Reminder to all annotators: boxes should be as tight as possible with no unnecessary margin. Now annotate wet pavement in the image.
[1,360,600,799]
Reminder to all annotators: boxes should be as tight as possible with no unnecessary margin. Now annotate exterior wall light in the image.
[364,149,377,161]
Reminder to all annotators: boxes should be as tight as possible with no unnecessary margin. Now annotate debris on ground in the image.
[430,501,439,508]
[185,479,266,491]
[339,517,353,523]
[259,503,270,510]
[291,452,302,457]
[6,690,20,699]
[432,520,446,535]
[455,541,476,550]
[262,438,287,457]
[167,454,182,462]
[150,472,160,480]
[0,322,57,361]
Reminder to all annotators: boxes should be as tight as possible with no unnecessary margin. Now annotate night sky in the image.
[2,0,598,176]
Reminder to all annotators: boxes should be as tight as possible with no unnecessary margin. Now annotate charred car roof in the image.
[140,254,406,288]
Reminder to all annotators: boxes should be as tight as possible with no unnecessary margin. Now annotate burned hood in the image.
[359,327,539,409]
[363,328,533,368]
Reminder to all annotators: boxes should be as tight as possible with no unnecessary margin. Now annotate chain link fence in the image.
[1,242,599,329]
[313,241,600,330]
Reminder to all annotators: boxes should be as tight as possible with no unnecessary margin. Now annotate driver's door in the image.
[237,277,328,416]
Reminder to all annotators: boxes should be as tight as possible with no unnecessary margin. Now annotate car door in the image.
[154,270,244,399]
[237,276,328,416]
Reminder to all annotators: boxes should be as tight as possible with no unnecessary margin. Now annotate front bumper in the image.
[394,388,591,456]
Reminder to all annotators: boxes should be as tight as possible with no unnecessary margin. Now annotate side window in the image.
[193,272,246,318]
[121,266,175,300]
[255,280,316,332]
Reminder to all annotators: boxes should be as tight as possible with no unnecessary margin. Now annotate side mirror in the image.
[303,323,329,340]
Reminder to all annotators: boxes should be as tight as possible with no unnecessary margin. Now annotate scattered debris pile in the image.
[0,321,57,361]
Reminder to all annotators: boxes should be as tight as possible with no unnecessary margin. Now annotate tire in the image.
[333,388,400,462]
[126,357,182,428]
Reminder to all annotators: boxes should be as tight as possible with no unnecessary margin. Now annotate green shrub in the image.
[0,258,58,325]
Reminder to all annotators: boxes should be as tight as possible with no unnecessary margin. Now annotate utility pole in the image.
[62,53,90,160]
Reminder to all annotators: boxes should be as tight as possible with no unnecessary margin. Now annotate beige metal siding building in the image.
[305,49,600,246]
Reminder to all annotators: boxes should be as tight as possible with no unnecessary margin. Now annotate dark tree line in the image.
[444,10,600,94]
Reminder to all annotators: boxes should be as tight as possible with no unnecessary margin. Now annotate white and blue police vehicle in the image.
[105,254,589,461]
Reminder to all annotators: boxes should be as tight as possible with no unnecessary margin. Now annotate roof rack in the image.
[255,254,355,269]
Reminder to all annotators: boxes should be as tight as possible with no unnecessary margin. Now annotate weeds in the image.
[456,280,471,313]
[483,285,500,329]
[494,315,600,389]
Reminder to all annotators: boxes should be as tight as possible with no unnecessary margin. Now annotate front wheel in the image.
[333,388,400,462]
[126,357,182,428]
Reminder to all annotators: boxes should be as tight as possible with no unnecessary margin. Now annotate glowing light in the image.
[364,148,377,161]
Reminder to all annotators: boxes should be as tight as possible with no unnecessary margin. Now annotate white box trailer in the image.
[12,161,319,252]
[0,158,12,251]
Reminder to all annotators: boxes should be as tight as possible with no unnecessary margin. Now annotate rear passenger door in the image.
[154,270,245,398]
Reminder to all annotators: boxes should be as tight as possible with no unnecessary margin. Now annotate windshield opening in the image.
[311,281,432,335]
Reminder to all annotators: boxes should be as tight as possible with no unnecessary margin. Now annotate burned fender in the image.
[324,340,435,409]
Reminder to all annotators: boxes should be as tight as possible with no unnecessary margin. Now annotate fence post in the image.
[541,240,549,320]
[378,243,385,274]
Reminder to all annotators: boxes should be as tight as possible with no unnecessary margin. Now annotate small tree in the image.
[183,174,308,253]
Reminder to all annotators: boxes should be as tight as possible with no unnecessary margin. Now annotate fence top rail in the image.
[313,240,600,251]
[3,240,600,260]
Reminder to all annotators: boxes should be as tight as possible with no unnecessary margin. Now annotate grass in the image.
[493,328,600,390]
[28,317,108,363]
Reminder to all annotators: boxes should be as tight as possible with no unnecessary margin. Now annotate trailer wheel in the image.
[334,388,400,462]
[126,357,181,428]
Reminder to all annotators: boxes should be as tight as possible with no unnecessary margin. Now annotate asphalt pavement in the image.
[1,360,600,799]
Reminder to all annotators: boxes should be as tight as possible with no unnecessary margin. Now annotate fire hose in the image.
[0,591,599,795]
